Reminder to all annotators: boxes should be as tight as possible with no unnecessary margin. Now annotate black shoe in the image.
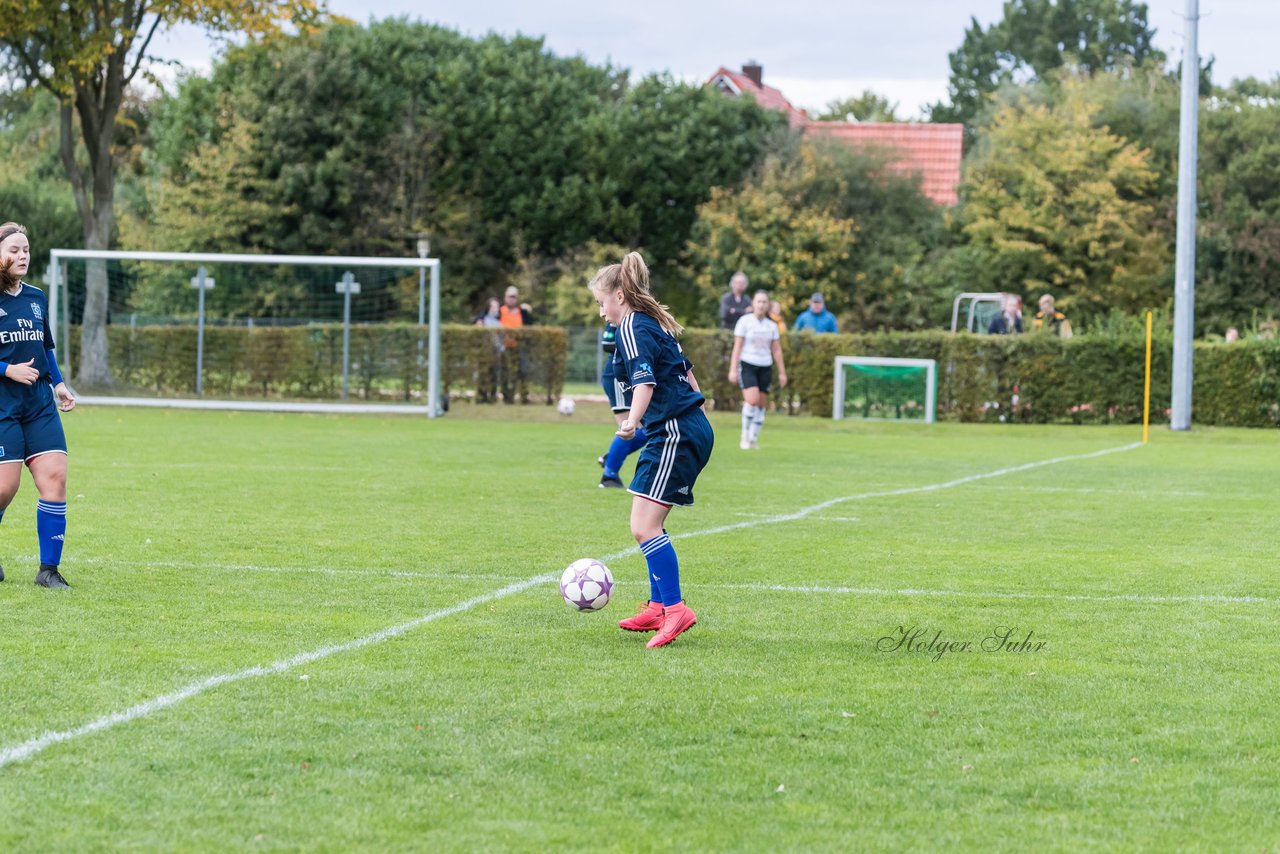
[597,454,606,469]
[0,563,5,582]
[35,565,70,589]
[599,475,625,489]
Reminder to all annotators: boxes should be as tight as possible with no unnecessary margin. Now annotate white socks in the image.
[741,403,766,443]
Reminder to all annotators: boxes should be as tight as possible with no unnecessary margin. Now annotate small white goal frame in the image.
[832,356,937,424]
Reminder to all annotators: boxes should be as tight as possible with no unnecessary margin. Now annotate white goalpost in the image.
[832,356,937,424]
[47,248,443,417]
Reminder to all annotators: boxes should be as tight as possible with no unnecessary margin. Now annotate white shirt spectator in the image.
[733,313,779,367]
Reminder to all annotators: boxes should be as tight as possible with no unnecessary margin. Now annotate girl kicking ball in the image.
[589,253,713,648]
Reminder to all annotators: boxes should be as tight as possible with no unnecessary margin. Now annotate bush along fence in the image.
[680,329,1280,428]
[77,324,1278,426]
[90,324,568,405]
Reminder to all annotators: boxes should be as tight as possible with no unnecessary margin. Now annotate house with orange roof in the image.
[706,63,964,206]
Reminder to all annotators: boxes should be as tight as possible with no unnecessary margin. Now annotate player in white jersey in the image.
[729,291,786,449]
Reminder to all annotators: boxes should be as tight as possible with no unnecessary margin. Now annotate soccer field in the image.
[0,405,1276,851]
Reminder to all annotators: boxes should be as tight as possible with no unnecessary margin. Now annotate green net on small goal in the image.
[832,356,937,423]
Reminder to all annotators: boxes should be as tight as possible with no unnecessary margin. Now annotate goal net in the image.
[47,249,441,415]
[832,356,936,423]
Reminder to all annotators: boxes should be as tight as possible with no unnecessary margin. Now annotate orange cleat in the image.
[646,602,697,648]
[619,600,664,632]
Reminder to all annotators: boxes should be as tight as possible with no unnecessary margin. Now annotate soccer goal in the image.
[46,248,443,416]
[832,356,937,423]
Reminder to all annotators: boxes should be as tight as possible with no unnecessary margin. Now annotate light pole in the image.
[1170,0,1200,430]
[335,271,361,400]
[416,234,429,328]
[190,266,215,396]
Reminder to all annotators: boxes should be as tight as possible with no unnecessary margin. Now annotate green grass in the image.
[1,405,1277,851]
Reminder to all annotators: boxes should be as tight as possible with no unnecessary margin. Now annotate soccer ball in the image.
[559,558,613,611]
[557,397,576,416]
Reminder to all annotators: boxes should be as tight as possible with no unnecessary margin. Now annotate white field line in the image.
[712,583,1273,605]
[736,512,859,522]
[61,560,1280,605]
[0,442,1141,769]
[0,575,546,768]
[977,485,1208,497]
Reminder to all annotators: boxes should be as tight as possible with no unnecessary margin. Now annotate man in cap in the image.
[793,292,839,334]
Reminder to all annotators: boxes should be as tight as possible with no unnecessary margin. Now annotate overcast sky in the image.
[152,1,1280,118]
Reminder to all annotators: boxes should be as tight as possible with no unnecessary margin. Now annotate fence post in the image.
[336,271,361,400]
[189,266,215,396]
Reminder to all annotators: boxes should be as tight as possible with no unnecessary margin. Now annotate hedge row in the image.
[76,324,1278,426]
[89,324,568,404]
[680,329,1280,427]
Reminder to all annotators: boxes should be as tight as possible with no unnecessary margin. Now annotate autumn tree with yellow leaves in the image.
[957,75,1169,324]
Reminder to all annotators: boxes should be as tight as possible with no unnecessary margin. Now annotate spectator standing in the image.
[1032,294,1073,339]
[498,285,533,402]
[474,297,504,402]
[474,297,502,330]
[719,271,751,331]
[768,299,787,335]
[793,293,839,334]
[988,294,1023,335]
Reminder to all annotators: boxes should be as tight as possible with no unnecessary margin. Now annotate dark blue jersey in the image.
[0,282,57,404]
[615,311,703,429]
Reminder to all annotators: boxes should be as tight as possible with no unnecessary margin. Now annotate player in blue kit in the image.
[595,321,647,489]
[589,253,713,648]
[0,223,77,589]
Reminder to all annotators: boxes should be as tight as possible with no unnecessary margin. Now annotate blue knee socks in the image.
[640,531,681,606]
[37,500,67,567]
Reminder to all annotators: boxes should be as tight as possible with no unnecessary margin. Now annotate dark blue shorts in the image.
[0,382,67,464]
[628,408,714,506]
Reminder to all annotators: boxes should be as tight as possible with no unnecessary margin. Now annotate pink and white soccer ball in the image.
[559,558,614,611]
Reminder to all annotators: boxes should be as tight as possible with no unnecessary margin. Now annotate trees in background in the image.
[813,91,901,123]
[0,0,330,386]
[931,0,1163,128]
[4,8,1278,342]
[685,138,946,331]
[137,20,778,322]
[1195,78,1280,334]
[954,74,1168,324]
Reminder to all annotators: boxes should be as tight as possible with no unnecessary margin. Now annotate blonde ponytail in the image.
[589,251,683,336]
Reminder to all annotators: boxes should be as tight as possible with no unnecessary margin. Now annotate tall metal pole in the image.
[190,266,215,397]
[428,262,442,418]
[1170,0,1200,431]
[336,271,360,401]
